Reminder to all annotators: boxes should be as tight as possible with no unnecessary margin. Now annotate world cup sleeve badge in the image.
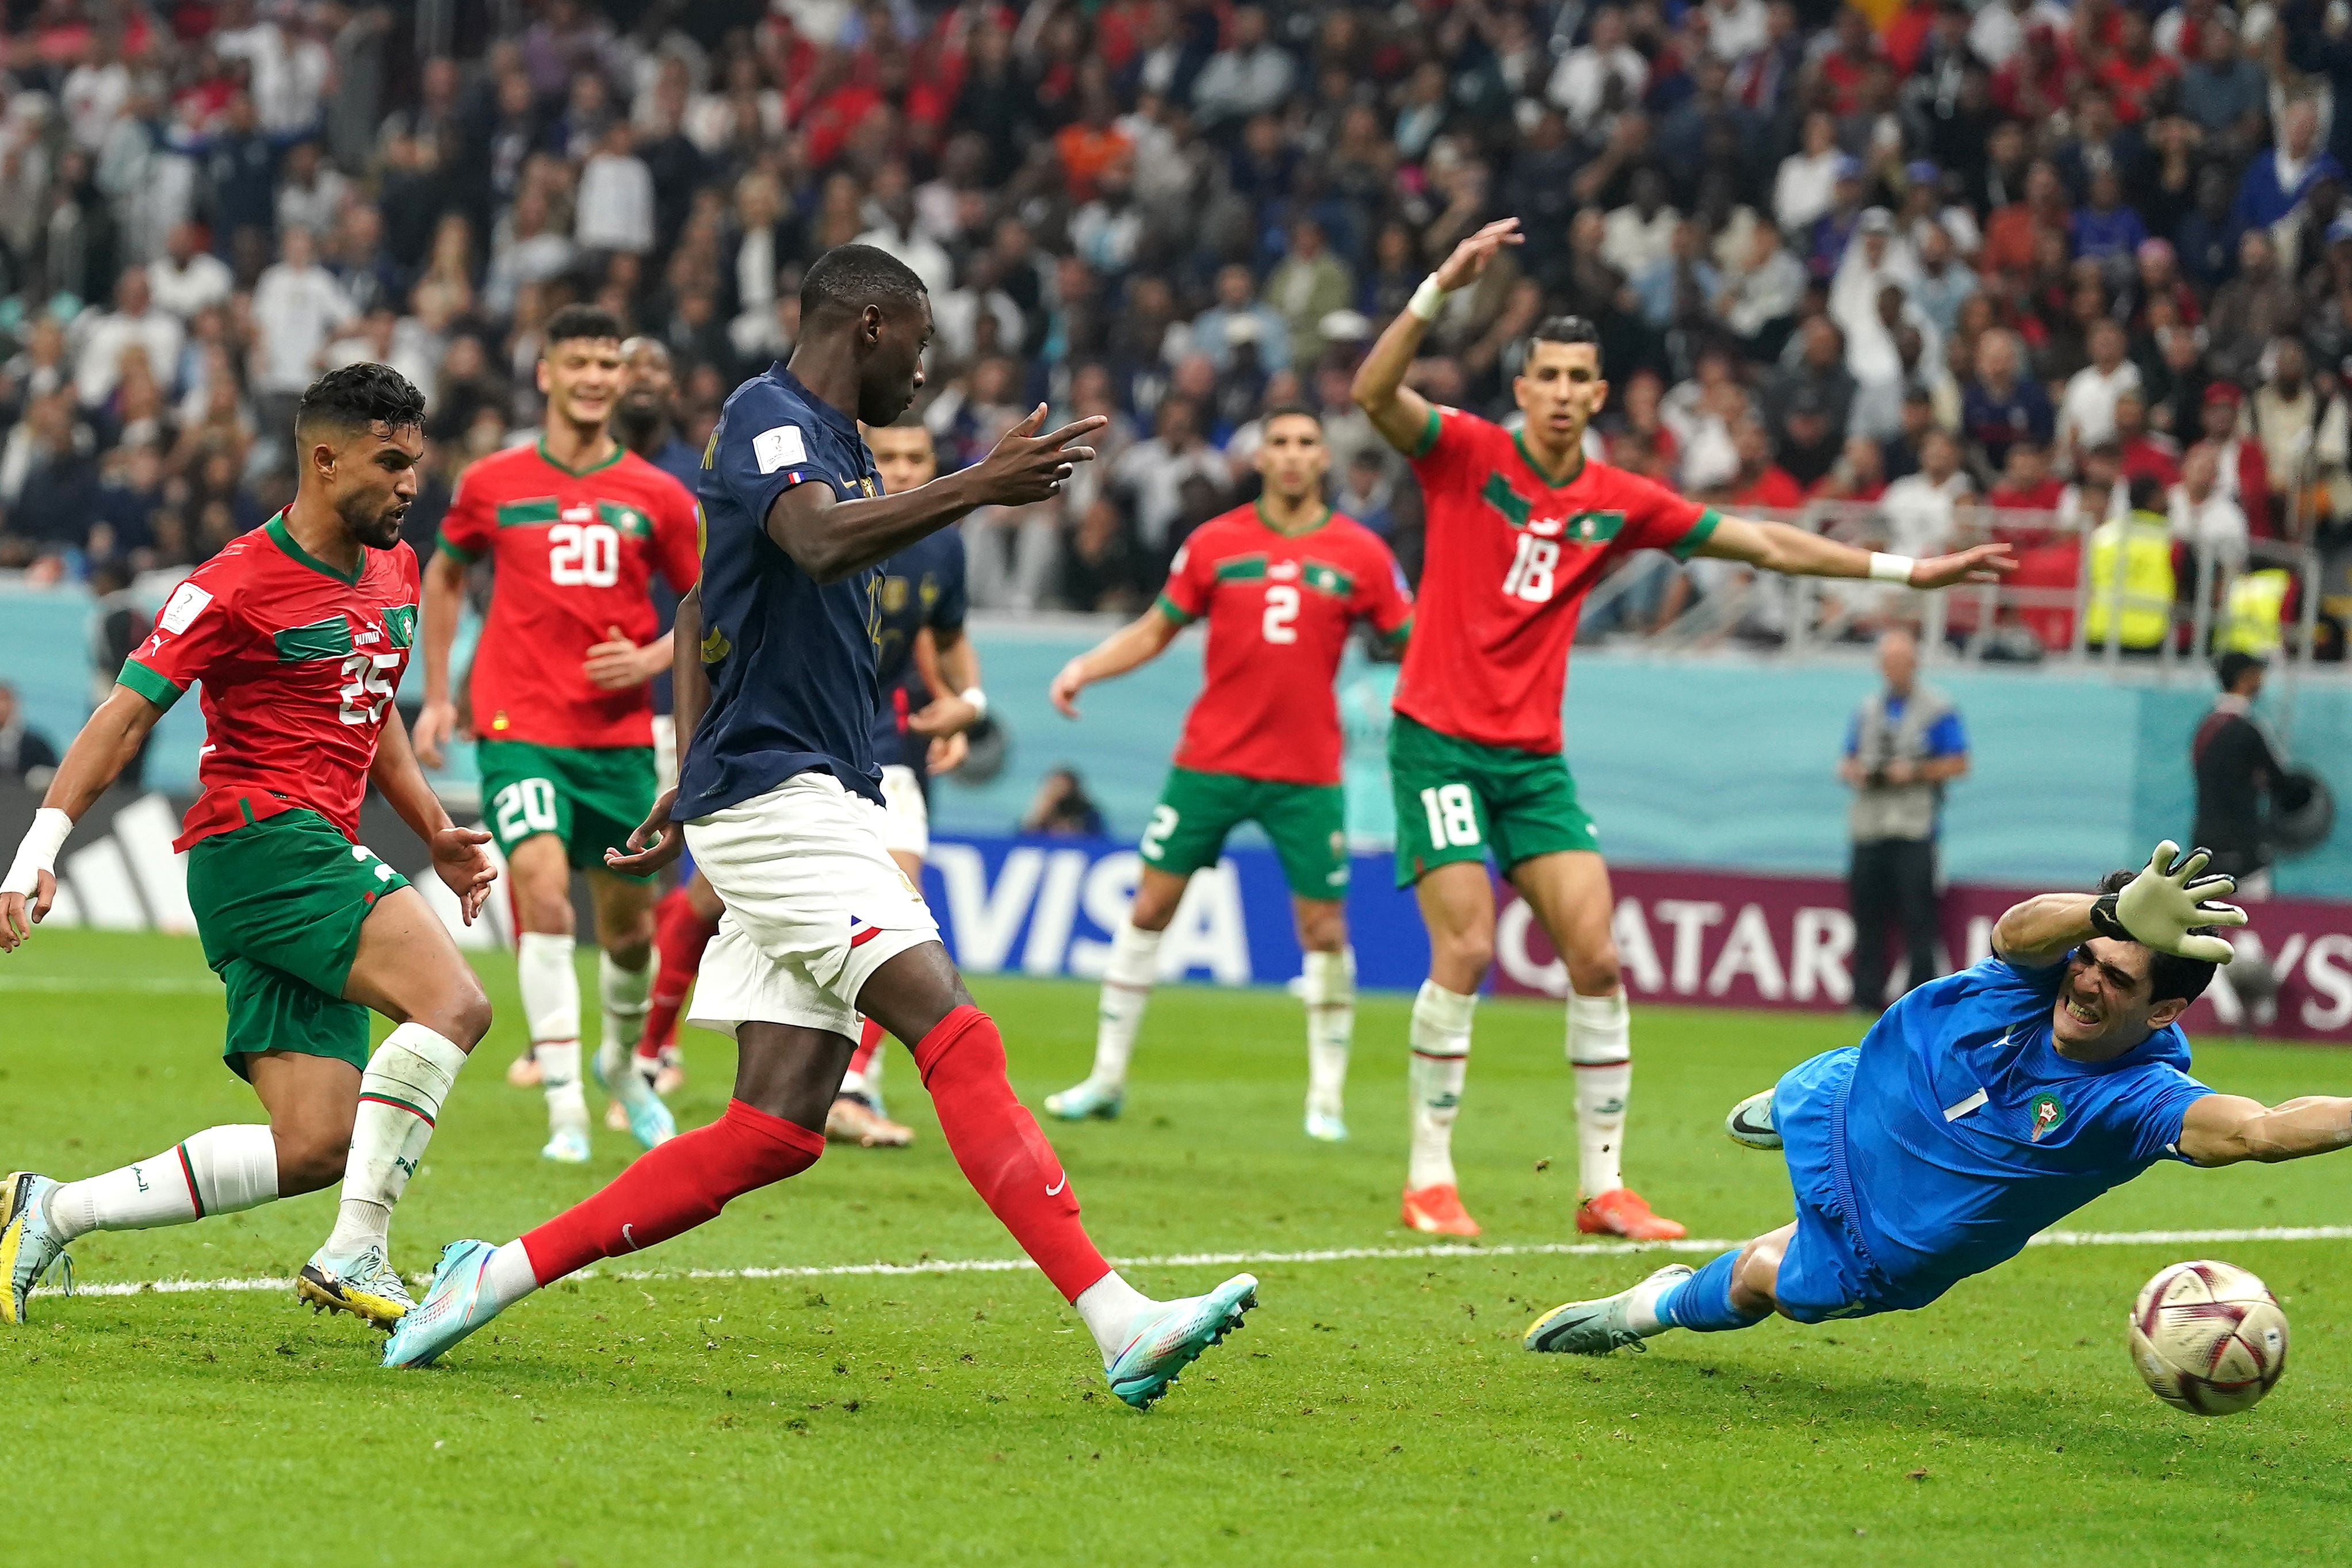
[2029,1092,2068,1142]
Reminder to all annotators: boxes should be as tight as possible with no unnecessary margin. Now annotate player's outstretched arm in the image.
[370,703,496,924]
[1049,606,1182,718]
[0,684,165,949]
[1693,514,2017,592]
[2177,1093,2352,1166]
[607,586,709,877]
[1352,217,1521,454]
[412,547,469,768]
[766,406,1107,584]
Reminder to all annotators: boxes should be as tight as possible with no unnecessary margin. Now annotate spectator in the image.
[1961,327,2054,472]
[0,682,60,787]
[273,138,347,238]
[2191,652,2283,897]
[1550,6,1649,136]
[575,120,655,256]
[2171,441,2251,578]
[1880,427,1974,559]
[2056,319,2142,470]
[1840,629,1967,1009]
[72,270,185,408]
[1265,220,1353,368]
[2234,97,2343,236]
[1193,6,1295,129]
[85,559,152,785]
[247,225,353,441]
[2113,389,2181,488]
[1988,439,2066,510]
[2198,381,2271,527]
[148,221,235,322]
[2247,335,2349,531]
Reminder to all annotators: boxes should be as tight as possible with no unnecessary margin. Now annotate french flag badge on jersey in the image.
[848,912,884,949]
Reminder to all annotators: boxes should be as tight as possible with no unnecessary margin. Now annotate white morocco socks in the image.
[1073,1270,1156,1363]
[47,1125,280,1242]
[595,951,661,1112]
[519,932,587,1133]
[1088,919,1162,1091]
[1302,947,1354,1119]
[1406,981,1476,1191]
[324,1022,468,1255]
[598,950,651,1058]
[1567,989,1633,1198]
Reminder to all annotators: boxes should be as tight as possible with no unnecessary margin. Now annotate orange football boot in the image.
[1401,1183,1482,1237]
[1575,1187,1686,1240]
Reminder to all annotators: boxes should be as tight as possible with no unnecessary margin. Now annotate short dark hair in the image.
[2216,651,2266,691]
[295,362,425,440]
[2095,869,2221,1006]
[1261,403,1322,429]
[1528,315,1600,352]
[543,304,624,351]
[801,243,928,326]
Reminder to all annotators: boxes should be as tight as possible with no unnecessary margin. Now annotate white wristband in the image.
[1869,552,1917,585]
[4,807,71,898]
[1408,274,1450,323]
[959,686,989,721]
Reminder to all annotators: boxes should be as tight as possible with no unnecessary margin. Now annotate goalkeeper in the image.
[1525,845,2352,1355]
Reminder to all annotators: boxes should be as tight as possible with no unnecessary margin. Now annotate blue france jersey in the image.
[868,527,969,771]
[1812,953,2212,1294]
[676,365,887,816]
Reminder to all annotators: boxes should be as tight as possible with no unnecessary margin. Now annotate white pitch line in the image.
[41,1225,2352,1301]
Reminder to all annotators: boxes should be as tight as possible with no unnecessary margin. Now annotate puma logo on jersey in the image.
[1269,560,1301,580]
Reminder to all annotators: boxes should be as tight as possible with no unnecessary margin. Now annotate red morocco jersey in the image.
[119,514,420,851]
[1396,407,1720,754]
[437,441,701,749]
[1158,502,1413,785]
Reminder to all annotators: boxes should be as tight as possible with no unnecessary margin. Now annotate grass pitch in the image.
[3,930,2351,1565]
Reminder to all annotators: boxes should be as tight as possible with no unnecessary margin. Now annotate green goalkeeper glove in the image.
[2090,842,2248,965]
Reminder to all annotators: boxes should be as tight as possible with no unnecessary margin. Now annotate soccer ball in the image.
[2128,1260,2289,1416]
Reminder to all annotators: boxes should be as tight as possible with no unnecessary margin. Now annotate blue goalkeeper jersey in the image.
[1782,951,2213,1298]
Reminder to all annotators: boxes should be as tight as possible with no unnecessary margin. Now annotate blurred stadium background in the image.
[0,0,2345,1039]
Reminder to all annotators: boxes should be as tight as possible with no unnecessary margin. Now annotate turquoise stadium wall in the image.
[5,584,2344,897]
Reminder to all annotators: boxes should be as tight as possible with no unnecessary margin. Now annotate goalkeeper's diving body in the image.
[1526,846,2352,1355]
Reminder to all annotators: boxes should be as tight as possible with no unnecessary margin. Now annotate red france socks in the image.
[848,1016,885,1079]
[519,1099,821,1284]
[914,1005,1111,1302]
[640,884,721,1058]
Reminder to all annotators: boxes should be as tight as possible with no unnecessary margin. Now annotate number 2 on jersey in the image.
[1261,584,1300,644]
[549,522,620,587]
[1501,535,1558,603]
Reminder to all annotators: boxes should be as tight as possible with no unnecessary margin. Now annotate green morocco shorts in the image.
[476,739,657,875]
[182,807,411,1077]
[1387,713,1600,888]
[1139,767,1350,901]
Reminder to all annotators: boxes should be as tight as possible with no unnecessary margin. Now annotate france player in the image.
[386,245,1260,1408]
[1524,843,2352,1356]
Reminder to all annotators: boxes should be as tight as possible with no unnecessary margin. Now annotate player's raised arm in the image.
[764,406,1104,584]
[368,702,496,924]
[1050,603,1184,718]
[1992,842,2247,970]
[1692,512,2018,592]
[0,684,168,949]
[1352,218,1521,454]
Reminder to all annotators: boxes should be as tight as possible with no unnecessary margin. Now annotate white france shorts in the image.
[683,772,940,1041]
[878,763,930,859]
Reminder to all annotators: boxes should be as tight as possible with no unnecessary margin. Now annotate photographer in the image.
[1841,629,1970,1010]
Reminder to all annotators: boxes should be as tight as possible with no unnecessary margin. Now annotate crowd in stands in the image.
[0,0,2343,652]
